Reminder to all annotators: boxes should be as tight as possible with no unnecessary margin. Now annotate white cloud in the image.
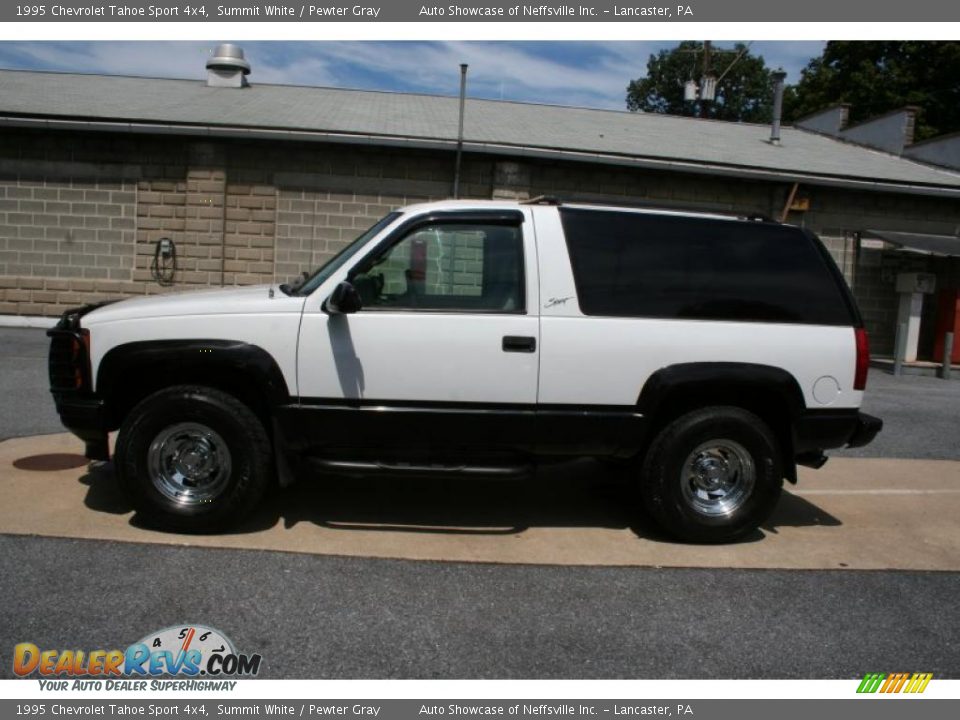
[4,41,213,80]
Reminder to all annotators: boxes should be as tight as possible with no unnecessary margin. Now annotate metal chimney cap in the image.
[206,44,250,74]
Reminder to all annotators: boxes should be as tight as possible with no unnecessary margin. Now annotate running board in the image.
[308,458,532,479]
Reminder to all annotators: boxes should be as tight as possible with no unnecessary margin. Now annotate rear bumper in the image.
[793,409,883,454]
[51,392,109,461]
[847,412,883,448]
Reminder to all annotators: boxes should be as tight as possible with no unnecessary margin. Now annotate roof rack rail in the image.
[521,195,562,206]
[560,197,778,223]
[517,195,776,222]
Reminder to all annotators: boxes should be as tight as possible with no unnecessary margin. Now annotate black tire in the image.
[115,385,272,533]
[640,406,782,543]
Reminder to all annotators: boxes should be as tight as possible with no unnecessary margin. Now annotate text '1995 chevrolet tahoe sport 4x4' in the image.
[48,198,882,542]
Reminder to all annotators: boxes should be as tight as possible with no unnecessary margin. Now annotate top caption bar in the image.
[7,1,960,22]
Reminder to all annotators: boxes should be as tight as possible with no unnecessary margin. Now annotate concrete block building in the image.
[2,47,960,358]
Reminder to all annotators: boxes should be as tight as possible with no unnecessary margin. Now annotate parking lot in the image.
[1,327,959,678]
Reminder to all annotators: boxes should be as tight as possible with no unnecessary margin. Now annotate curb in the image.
[0,315,57,329]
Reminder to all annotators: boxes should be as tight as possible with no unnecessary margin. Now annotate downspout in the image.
[220,161,228,287]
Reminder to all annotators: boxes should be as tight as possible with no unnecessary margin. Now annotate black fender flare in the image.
[96,339,291,410]
[637,362,806,418]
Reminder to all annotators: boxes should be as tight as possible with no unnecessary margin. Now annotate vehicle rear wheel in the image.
[640,406,782,543]
[115,385,272,533]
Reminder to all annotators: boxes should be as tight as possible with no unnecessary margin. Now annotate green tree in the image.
[626,42,775,123]
[785,41,960,141]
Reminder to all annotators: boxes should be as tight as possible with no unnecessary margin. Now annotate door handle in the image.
[502,336,536,353]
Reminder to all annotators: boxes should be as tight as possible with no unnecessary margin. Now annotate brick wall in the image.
[0,174,136,316]
[133,171,222,289]
[2,126,959,358]
[275,190,416,283]
[273,146,474,282]
[530,161,781,216]
[223,151,277,287]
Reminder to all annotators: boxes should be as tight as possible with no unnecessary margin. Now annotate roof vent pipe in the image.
[206,44,251,88]
[770,68,787,145]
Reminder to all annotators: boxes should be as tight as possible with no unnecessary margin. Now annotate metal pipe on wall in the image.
[894,322,908,377]
[453,63,468,199]
[943,332,955,380]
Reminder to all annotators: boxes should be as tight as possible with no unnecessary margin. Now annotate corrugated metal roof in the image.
[3,69,960,194]
[867,230,960,256]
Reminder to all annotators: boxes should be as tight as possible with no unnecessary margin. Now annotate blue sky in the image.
[0,41,825,111]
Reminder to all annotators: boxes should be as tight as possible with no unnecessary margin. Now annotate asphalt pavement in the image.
[2,534,958,679]
[833,368,960,460]
[0,328,62,440]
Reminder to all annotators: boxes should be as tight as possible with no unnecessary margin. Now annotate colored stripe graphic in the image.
[857,672,932,693]
[908,673,933,693]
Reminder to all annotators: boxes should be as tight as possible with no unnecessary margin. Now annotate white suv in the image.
[48,198,881,542]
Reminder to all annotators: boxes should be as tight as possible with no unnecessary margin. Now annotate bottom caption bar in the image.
[2,700,957,720]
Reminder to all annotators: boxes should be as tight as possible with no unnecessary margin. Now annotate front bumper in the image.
[50,393,109,461]
[47,302,117,461]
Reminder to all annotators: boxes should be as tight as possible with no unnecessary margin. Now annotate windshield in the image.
[294,212,402,296]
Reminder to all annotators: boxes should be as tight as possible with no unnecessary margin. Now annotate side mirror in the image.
[324,281,362,315]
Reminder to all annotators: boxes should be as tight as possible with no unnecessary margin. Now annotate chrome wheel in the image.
[147,422,232,505]
[680,439,755,517]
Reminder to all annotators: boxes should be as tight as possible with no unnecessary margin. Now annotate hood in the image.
[82,284,306,326]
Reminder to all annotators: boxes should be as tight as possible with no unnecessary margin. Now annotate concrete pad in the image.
[2,433,960,571]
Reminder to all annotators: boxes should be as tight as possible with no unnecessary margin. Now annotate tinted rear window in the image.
[560,208,854,325]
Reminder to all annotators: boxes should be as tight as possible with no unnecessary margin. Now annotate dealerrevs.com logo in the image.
[14,625,262,689]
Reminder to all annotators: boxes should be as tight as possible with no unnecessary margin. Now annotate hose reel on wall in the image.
[150,237,177,286]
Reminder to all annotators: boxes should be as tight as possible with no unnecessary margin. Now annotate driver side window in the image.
[350,223,525,313]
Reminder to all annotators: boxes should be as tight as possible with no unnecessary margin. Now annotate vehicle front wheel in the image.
[640,406,783,543]
[115,385,272,533]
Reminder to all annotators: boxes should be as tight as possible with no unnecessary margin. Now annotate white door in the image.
[295,211,540,454]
